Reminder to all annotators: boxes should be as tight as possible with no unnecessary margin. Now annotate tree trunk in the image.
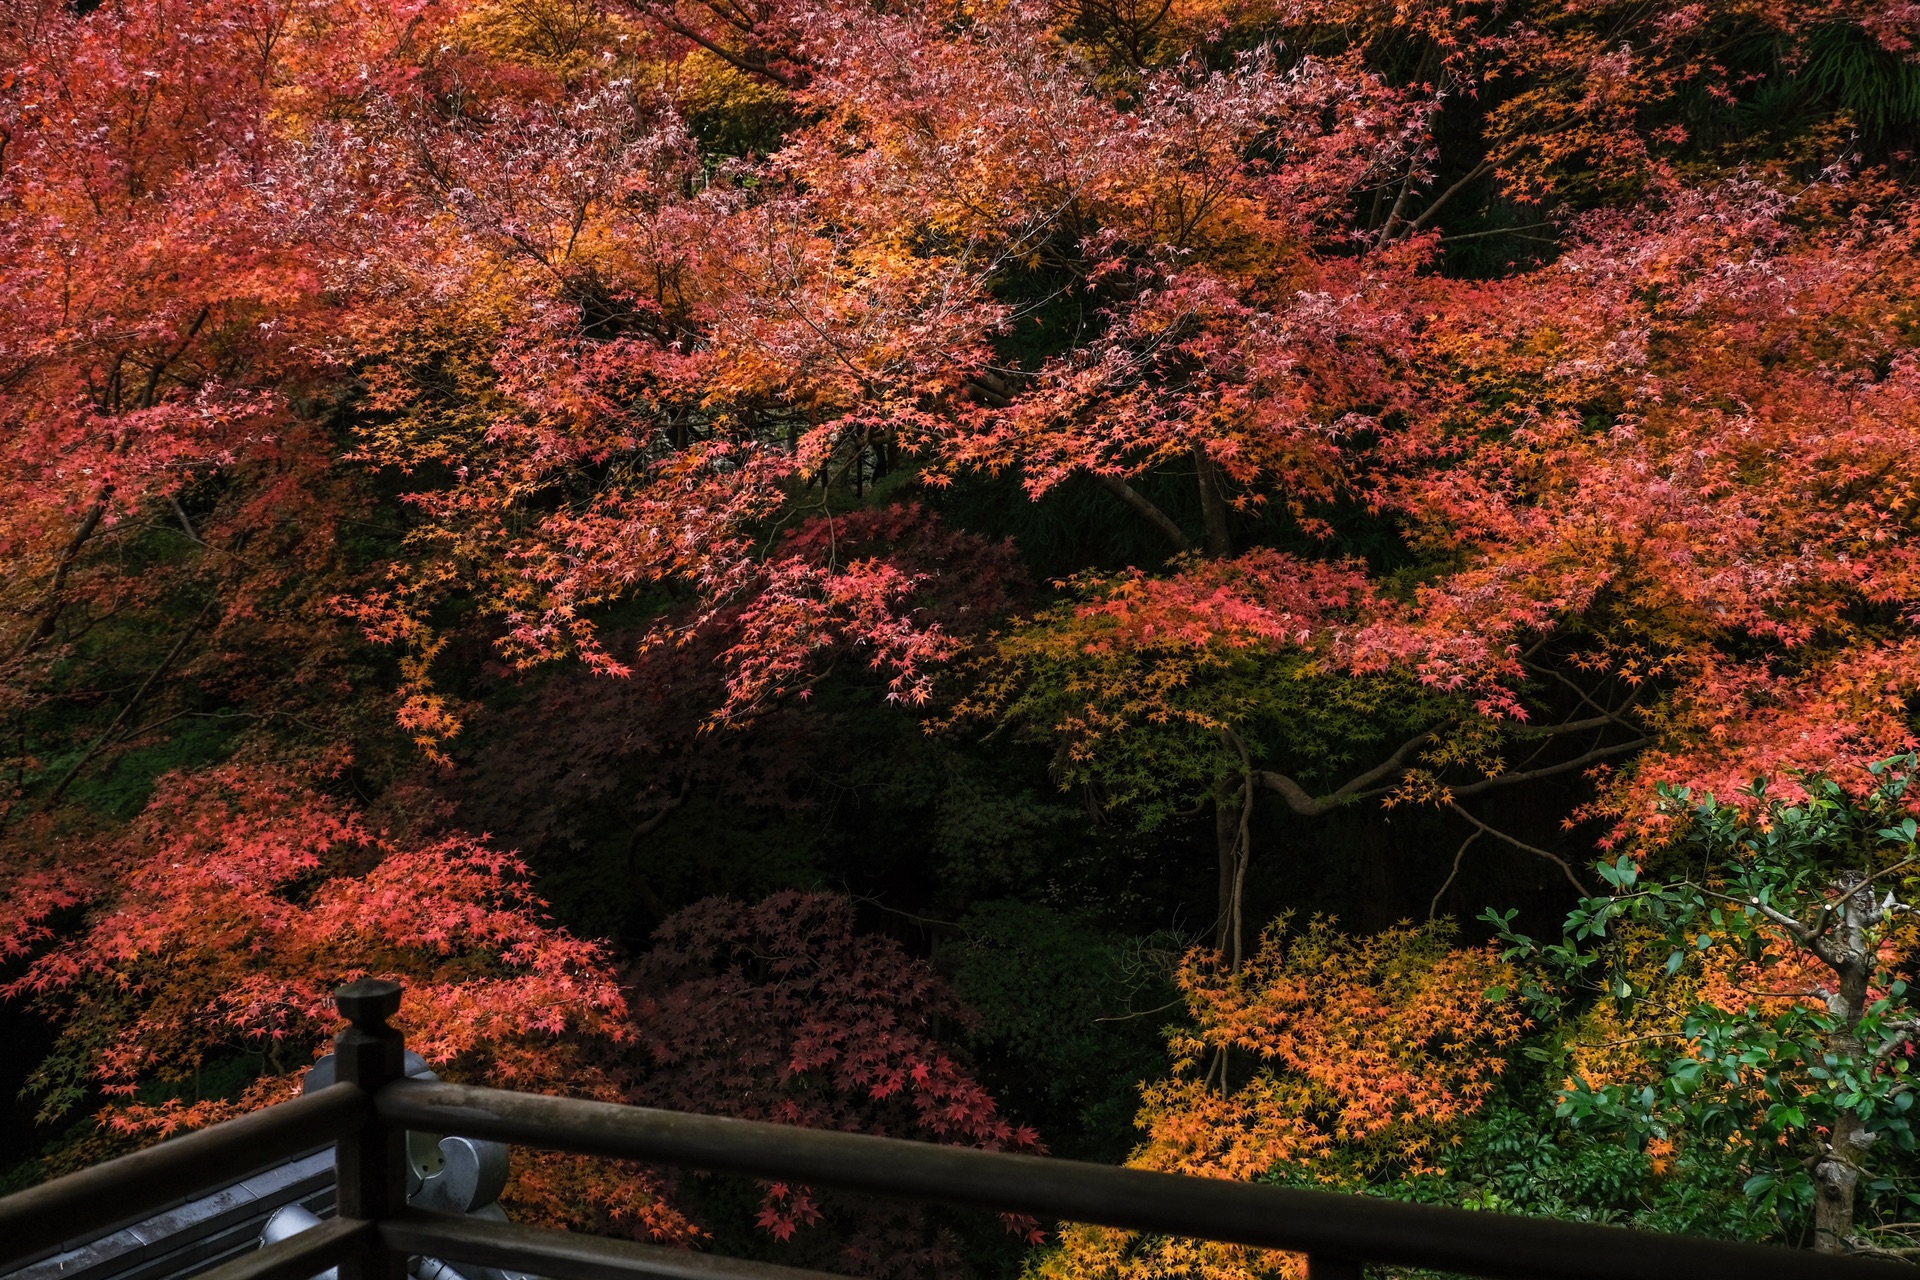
[1814,964,1870,1254]
[1193,444,1232,559]
[1215,794,1238,961]
[1813,879,1874,1254]
[1815,1097,1866,1253]
[1214,778,1253,970]
[12,494,110,665]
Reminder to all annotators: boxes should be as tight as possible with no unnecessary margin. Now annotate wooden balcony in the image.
[0,981,1903,1280]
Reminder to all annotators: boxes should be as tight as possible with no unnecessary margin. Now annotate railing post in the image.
[334,978,408,1280]
[1306,1256,1363,1280]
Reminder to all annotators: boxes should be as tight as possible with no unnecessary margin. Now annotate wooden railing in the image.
[0,980,1909,1280]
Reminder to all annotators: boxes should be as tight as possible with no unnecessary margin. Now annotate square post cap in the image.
[335,978,403,1027]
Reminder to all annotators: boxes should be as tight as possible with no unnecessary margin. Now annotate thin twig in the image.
[1094,998,1185,1024]
[1409,159,1497,234]
[1429,828,1483,921]
[44,602,214,806]
[1445,736,1649,797]
[1446,800,1588,895]
[1438,221,1555,243]
[170,495,204,545]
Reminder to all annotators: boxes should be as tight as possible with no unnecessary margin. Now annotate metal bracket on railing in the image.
[259,985,535,1280]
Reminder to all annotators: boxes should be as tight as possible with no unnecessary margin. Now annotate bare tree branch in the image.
[1092,472,1194,554]
[10,496,111,665]
[1444,736,1648,797]
[1253,726,1440,815]
[1446,800,1588,895]
[1698,886,1816,947]
[1407,157,1494,234]
[170,495,204,546]
[1430,827,1483,921]
[44,601,214,806]
[1524,661,1646,731]
[641,8,795,86]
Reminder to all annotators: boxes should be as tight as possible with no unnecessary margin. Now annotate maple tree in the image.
[956,166,1920,968]
[0,762,689,1239]
[0,767,1033,1258]
[627,892,1041,1276]
[0,0,379,826]
[1034,917,1524,1280]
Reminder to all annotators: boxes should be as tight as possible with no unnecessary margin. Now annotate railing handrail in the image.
[1,980,1909,1280]
[0,1083,365,1272]
[377,1078,1909,1280]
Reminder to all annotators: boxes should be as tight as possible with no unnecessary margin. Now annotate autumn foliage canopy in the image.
[4,0,1920,1264]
